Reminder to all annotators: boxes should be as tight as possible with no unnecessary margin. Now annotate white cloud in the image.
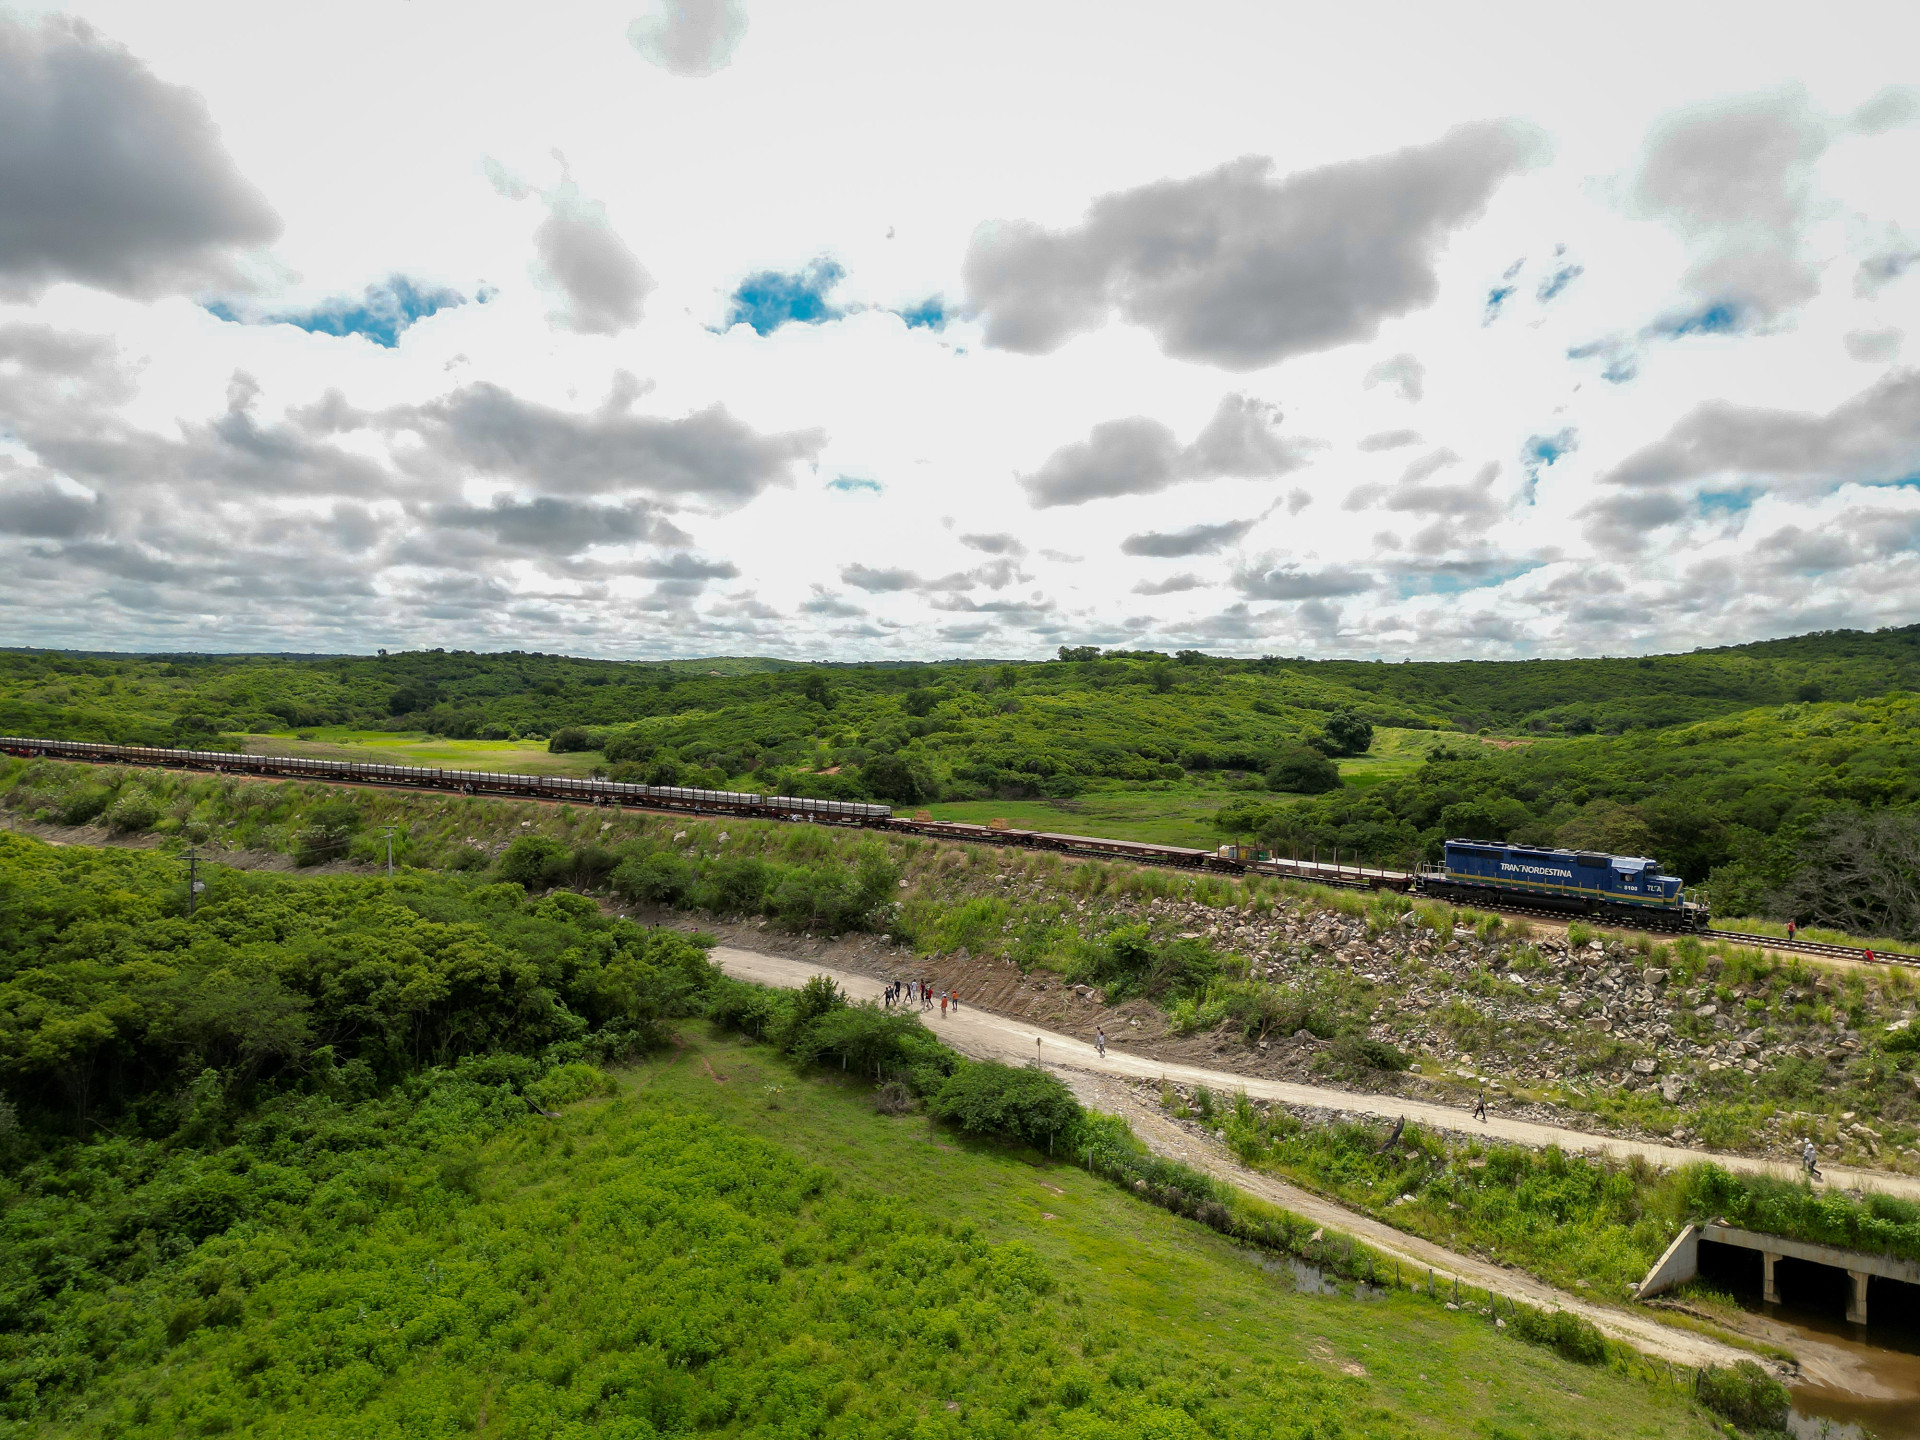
[2,5,1920,660]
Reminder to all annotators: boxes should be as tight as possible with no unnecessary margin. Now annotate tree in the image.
[548,727,593,753]
[1056,645,1100,662]
[496,835,570,890]
[1321,711,1374,756]
[1266,746,1340,794]
[801,674,834,708]
[860,753,924,804]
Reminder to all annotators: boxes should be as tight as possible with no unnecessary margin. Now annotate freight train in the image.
[0,736,1709,930]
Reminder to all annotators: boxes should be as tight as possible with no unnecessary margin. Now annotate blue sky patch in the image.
[726,259,846,335]
[1698,487,1761,516]
[208,276,466,348]
[1536,261,1583,302]
[1567,338,1638,384]
[1483,285,1515,324]
[827,475,882,494]
[1523,428,1578,477]
[1646,302,1741,341]
[895,296,949,330]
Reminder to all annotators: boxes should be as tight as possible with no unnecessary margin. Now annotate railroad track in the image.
[5,735,1908,966]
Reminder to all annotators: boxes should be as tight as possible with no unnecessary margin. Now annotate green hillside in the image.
[0,835,1740,1438]
[6,626,1920,933]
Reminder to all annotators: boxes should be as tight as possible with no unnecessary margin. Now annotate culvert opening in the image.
[1774,1254,1854,1320]
[1867,1275,1920,1342]
[1695,1239,1762,1301]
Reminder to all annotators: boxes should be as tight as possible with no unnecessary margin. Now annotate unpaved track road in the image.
[717,944,1919,1385]
[713,947,1920,1202]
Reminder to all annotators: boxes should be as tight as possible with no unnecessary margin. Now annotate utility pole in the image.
[381,825,398,879]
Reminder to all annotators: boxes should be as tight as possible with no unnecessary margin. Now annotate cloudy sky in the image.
[3,1,1919,661]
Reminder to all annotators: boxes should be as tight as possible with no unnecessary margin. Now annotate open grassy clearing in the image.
[242,728,605,776]
[38,1026,1722,1440]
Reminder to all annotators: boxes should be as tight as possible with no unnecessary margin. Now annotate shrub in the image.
[928,1060,1081,1148]
[58,787,112,825]
[496,835,570,890]
[548,727,594,754]
[1507,1305,1606,1365]
[1266,746,1340,794]
[612,851,694,905]
[695,856,772,915]
[1694,1361,1790,1430]
[1324,1036,1411,1073]
[567,843,618,889]
[105,786,159,833]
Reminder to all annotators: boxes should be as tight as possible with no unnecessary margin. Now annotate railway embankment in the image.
[8,747,1919,1177]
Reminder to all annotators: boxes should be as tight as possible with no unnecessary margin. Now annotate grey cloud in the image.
[959,531,1026,556]
[1022,416,1180,507]
[1120,517,1257,557]
[1754,524,1855,576]
[1851,85,1920,135]
[1131,573,1204,595]
[1232,563,1373,600]
[635,552,737,582]
[1358,429,1421,452]
[1384,459,1502,519]
[1365,353,1425,402]
[1598,369,1920,497]
[1022,393,1312,507]
[1856,249,1919,297]
[709,592,781,620]
[800,585,865,617]
[840,558,1024,596]
[841,563,919,593]
[965,122,1542,369]
[1039,549,1083,563]
[0,474,106,538]
[1630,88,1827,316]
[1181,396,1311,476]
[1846,328,1903,363]
[421,495,687,554]
[1183,602,1271,641]
[389,383,823,505]
[0,17,279,298]
[627,0,748,77]
[535,187,652,334]
[1580,490,1689,555]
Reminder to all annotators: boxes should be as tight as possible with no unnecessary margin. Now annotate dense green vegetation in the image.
[0,835,1750,1437]
[1178,1094,1920,1301]
[8,625,1920,935]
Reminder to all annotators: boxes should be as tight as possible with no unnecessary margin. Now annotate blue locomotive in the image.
[1418,838,1709,931]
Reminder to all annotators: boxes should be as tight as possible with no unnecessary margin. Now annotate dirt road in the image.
[714,946,1920,1203]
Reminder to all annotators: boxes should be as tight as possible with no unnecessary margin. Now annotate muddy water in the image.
[1774,1303,1920,1440]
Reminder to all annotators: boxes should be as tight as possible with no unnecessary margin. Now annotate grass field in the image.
[35,1026,1721,1439]
[242,728,605,776]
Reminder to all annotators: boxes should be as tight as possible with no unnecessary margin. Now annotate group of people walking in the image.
[885,979,961,1018]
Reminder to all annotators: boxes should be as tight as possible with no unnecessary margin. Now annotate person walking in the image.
[1472,1092,1488,1123]
[1096,1027,1106,1057]
[1787,920,1797,943]
[1804,1138,1822,1182]
[950,988,960,1013]
[940,994,948,1018]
